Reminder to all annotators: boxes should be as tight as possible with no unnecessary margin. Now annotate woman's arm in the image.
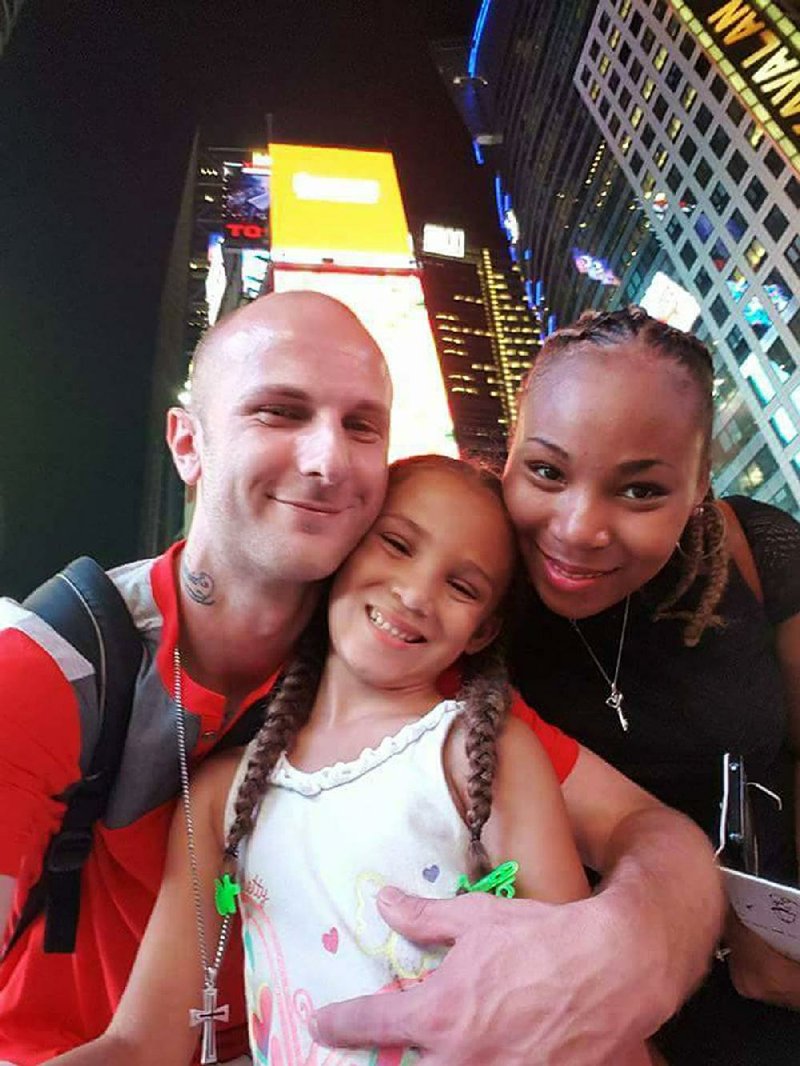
[50,750,241,1065]
[726,610,800,1007]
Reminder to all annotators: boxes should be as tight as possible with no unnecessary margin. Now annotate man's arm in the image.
[562,745,725,1016]
[49,750,240,1065]
[312,745,724,1066]
[0,626,84,939]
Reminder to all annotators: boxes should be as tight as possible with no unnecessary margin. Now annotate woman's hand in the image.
[726,911,800,1010]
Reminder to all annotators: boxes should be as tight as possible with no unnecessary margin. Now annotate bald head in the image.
[167,289,393,587]
[189,291,388,420]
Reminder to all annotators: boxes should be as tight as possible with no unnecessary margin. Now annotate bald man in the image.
[0,292,393,1064]
[0,292,722,1065]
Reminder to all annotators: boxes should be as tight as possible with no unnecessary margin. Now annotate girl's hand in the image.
[726,911,800,1009]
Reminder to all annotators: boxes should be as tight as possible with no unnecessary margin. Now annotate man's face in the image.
[179,300,392,585]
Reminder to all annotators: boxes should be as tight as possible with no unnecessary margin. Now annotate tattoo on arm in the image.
[182,560,217,606]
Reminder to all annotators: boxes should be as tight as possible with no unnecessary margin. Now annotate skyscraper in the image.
[576,0,799,512]
[420,226,541,460]
[439,0,800,515]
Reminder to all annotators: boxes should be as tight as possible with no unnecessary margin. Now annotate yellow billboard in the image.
[269,144,416,270]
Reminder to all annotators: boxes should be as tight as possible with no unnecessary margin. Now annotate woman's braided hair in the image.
[224,454,518,880]
[522,305,729,647]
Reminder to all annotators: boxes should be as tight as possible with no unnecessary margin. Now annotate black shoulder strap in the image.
[3,558,143,957]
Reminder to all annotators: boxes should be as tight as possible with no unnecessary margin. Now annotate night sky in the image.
[0,0,498,597]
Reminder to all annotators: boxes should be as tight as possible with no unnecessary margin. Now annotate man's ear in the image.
[464,612,502,656]
[166,407,203,487]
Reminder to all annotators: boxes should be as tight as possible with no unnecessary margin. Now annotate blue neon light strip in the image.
[494,173,504,229]
[472,141,485,165]
[468,0,493,77]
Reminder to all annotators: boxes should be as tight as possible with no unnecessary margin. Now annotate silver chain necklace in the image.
[569,596,631,733]
[173,647,238,1065]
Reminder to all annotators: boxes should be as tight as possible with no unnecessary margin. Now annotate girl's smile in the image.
[326,463,516,697]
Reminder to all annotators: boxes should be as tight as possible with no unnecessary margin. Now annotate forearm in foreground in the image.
[595,805,725,1030]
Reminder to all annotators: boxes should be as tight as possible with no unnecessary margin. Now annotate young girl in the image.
[52,456,619,1065]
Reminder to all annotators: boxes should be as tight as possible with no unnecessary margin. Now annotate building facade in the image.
[420,227,541,460]
[575,0,799,512]
[441,0,799,514]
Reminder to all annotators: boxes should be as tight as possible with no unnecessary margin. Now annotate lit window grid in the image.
[668,0,798,167]
[578,3,798,354]
[477,249,537,427]
[575,32,798,404]
[576,0,800,504]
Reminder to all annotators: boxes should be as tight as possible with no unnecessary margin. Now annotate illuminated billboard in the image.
[682,0,799,157]
[640,271,701,332]
[269,144,415,270]
[572,248,620,286]
[206,233,226,326]
[221,156,271,246]
[223,160,270,225]
[422,223,466,259]
[273,268,457,461]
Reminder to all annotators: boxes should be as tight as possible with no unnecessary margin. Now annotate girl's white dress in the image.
[224,699,470,1066]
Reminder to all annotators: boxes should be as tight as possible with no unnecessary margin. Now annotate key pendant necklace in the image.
[173,647,240,1065]
[570,596,631,733]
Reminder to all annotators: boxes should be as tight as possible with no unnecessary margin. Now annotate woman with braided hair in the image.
[503,305,800,1064]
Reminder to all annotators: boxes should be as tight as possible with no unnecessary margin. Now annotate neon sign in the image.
[688,0,800,149]
[225,222,266,240]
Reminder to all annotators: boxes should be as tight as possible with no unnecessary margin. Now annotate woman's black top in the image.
[509,496,800,884]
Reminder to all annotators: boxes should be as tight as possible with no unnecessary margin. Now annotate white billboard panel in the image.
[273,268,457,462]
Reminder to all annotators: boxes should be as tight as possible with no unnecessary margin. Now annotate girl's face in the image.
[328,466,515,692]
[503,344,709,620]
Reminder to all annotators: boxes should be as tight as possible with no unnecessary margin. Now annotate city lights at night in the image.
[2,5,800,1066]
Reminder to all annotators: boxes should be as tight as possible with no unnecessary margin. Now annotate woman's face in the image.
[503,343,709,619]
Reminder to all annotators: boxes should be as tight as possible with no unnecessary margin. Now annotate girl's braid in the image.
[223,614,327,865]
[458,642,512,883]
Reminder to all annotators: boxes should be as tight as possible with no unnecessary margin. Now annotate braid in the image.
[223,614,327,865]
[653,495,730,647]
[458,643,512,883]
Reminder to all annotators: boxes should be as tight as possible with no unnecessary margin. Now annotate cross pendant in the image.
[190,983,230,1064]
[605,688,629,732]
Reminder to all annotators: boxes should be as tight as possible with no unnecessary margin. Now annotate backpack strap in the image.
[3,558,143,957]
[717,499,764,606]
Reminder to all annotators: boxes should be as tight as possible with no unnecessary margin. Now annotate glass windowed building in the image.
[420,228,542,459]
[576,0,799,512]
[439,0,800,515]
